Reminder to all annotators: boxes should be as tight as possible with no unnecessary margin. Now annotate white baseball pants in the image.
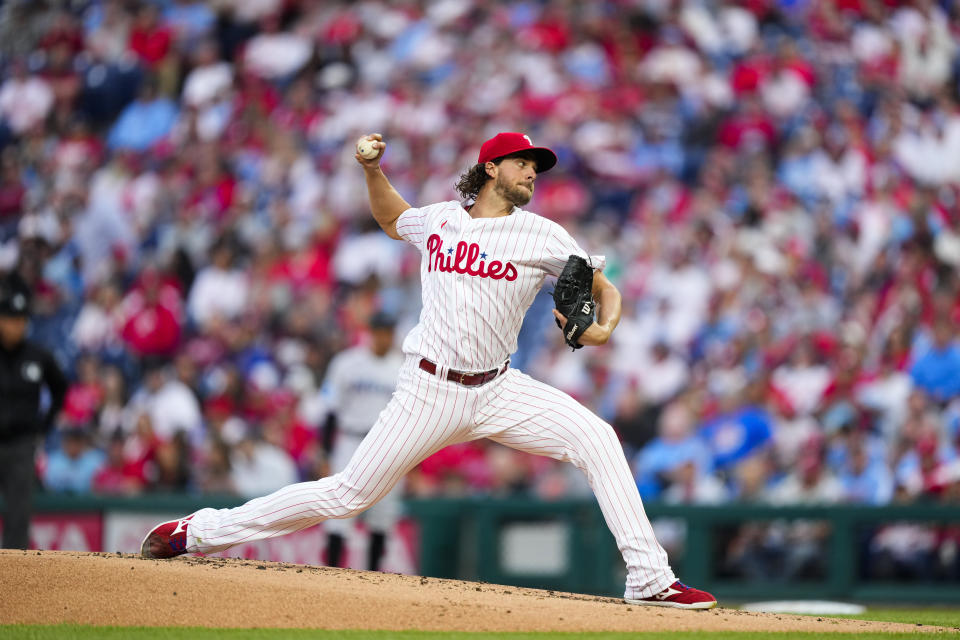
[186,356,675,599]
[323,431,402,536]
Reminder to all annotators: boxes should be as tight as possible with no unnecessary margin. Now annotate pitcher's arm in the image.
[355,133,410,240]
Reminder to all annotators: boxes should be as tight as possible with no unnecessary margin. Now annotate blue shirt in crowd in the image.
[838,460,894,505]
[43,448,106,493]
[909,343,960,402]
[107,98,178,151]
[699,406,773,471]
[634,436,711,500]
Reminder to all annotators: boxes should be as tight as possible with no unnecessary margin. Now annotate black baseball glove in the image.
[552,255,595,350]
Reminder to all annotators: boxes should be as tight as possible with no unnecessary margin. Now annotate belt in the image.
[418,358,509,386]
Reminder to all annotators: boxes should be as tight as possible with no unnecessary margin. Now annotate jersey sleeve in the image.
[539,221,607,277]
[394,201,454,251]
[394,206,427,249]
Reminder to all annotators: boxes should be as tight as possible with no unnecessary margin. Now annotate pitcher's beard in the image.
[494,177,533,207]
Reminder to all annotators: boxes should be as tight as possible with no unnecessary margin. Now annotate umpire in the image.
[0,273,66,549]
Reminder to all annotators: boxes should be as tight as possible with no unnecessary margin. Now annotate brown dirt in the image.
[0,550,951,633]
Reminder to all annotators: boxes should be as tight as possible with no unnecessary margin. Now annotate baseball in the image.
[356,137,379,160]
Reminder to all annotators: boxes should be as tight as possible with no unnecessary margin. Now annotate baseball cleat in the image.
[625,581,717,610]
[140,515,194,559]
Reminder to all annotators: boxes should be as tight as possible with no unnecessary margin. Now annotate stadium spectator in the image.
[187,234,249,331]
[633,399,711,500]
[151,431,193,491]
[0,151,26,236]
[107,77,177,151]
[120,267,183,358]
[181,39,232,108]
[129,3,173,71]
[71,280,125,356]
[836,429,895,505]
[0,58,53,136]
[243,11,312,81]
[767,435,843,505]
[125,357,203,443]
[85,0,133,64]
[196,437,236,495]
[699,389,774,473]
[61,354,105,429]
[634,341,690,406]
[43,429,105,494]
[230,435,298,498]
[92,432,145,495]
[909,317,960,403]
[94,364,128,441]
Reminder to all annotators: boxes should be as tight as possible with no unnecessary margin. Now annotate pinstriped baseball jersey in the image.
[395,201,605,372]
[175,199,679,601]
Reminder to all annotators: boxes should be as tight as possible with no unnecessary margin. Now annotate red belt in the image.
[418,358,509,386]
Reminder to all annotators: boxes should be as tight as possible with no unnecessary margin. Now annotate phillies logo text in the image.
[426,234,518,281]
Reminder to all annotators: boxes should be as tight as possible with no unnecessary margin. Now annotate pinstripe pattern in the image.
[396,201,605,372]
[184,201,675,600]
[474,369,675,598]
[188,358,471,553]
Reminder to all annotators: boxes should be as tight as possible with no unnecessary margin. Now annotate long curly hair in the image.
[455,163,492,201]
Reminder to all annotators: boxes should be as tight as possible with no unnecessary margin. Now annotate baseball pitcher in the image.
[141,132,717,609]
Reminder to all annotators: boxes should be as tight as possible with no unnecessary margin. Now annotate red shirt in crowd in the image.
[120,272,184,357]
[62,382,104,427]
[717,110,777,150]
[416,442,493,493]
[92,458,147,494]
[121,303,181,356]
[129,24,173,67]
[268,242,334,294]
[0,176,25,220]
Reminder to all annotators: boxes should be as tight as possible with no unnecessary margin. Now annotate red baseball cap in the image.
[478,132,557,173]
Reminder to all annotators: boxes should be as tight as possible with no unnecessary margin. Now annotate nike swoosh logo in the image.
[654,587,682,600]
[172,519,190,535]
[440,220,448,229]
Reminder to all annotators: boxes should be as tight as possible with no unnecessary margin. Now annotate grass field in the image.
[3,608,959,640]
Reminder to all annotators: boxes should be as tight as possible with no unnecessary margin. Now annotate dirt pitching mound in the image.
[0,550,946,633]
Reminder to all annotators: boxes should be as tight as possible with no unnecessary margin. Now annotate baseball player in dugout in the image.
[141,132,717,610]
[0,272,67,549]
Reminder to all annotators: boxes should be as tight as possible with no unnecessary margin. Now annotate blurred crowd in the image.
[1,0,960,530]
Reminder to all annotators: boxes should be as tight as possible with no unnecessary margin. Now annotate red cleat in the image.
[626,581,717,610]
[140,515,194,559]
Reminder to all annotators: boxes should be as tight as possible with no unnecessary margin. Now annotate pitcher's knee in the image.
[322,496,367,519]
[342,494,378,517]
[586,421,621,448]
[326,480,381,518]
